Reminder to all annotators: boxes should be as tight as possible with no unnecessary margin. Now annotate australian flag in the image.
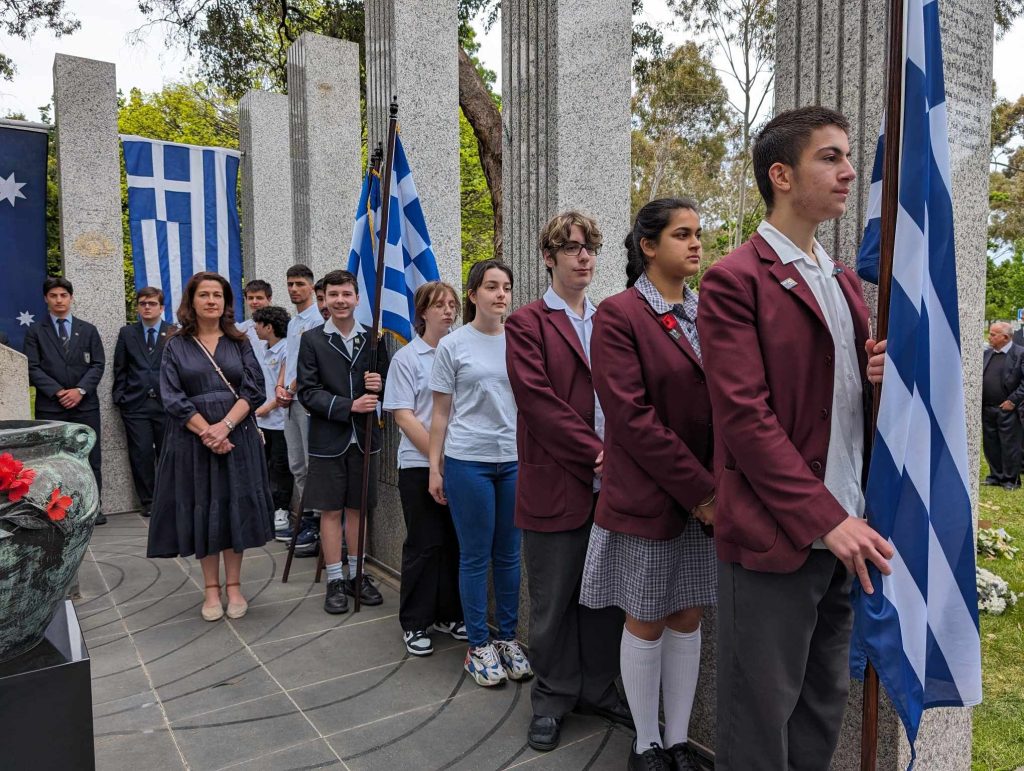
[121,136,243,322]
[0,122,49,351]
[347,132,440,343]
[852,0,982,763]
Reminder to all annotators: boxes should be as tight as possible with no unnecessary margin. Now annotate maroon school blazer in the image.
[696,232,871,574]
[506,299,604,532]
[591,287,715,541]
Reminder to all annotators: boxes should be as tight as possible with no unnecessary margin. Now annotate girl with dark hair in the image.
[383,281,466,656]
[147,272,274,622]
[427,260,532,687]
[581,199,716,770]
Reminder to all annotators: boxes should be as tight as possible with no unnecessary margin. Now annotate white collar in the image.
[757,220,834,272]
[297,303,321,321]
[267,338,286,354]
[410,335,435,355]
[543,285,596,320]
[324,317,364,341]
[996,340,1014,355]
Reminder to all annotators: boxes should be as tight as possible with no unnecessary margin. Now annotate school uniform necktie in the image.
[57,319,69,353]
[147,327,156,352]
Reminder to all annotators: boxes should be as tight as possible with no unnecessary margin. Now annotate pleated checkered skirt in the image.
[580,516,717,621]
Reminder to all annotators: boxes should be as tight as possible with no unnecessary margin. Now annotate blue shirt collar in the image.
[50,313,73,330]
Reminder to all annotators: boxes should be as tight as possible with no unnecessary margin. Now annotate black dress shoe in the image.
[574,697,634,728]
[1003,482,1021,491]
[982,477,1002,486]
[527,714,561,752]
[665,742,701,770]
[94,512,107,525]
[324,579,349,614]
[628,743,671,771]
[344,575,383,606]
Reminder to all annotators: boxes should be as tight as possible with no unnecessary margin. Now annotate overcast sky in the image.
[1,0,1023,121]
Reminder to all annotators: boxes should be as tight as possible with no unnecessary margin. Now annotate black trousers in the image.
[716,550,852,771]
[982,404,1022,484]
[120,407,165,510]
[397,467,462,631]
[263,428,293,512]
[524,512,623,719]
[38,408,102,500]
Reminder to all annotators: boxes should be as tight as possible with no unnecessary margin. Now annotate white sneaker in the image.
[494,639,533,681]
[273,509,292,542]
[432,620,469,641]
[403,630,434,657]
[464,643,508,687]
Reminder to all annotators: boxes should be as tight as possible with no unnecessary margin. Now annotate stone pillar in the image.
[0,347,30,420]
[240,91,293,308]
[774,1,994,768]
[363,0,463,573]
[502,0,632,306]
[287,33,362,282]
[53,54,133,514]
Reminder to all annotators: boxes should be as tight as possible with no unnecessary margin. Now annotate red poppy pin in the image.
[660,313,682,340]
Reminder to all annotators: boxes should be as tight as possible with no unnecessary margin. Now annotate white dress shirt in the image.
[543,286,605,490]
[285,303,325,388]
[256,338,288,431]
[757,221,865,545]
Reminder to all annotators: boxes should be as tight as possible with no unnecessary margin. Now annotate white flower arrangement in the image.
[977,566,1021,616]
[977,527,1019,561]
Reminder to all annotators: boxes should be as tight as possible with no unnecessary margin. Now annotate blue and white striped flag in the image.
[347,132,440,343]
[121,136,243,322]
[851,0,982,762]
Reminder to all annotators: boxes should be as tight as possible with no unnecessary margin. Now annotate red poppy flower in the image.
[0,452,36,502]
[661,313,679,331]
[47,488,73,522]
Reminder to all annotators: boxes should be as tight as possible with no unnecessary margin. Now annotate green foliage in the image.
[460,108,493,285]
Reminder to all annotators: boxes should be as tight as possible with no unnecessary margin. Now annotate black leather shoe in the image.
[324,579,349,614]
[345,575,383,606]
[1003,482,1021,491]
[665,742,701,770]
[574,697,634,729]
[527,714,561,752]
[94,512,107,525]
[982,477,1002,486]
[628,743,671,771]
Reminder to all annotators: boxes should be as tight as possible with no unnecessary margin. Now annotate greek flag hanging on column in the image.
[121,136,243,321]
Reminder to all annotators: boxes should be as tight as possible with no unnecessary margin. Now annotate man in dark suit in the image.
[506,212,630,753]
[697,107,890,768]
[113,287,173,516]
[24,276,107,524]
[982,322,1024,489]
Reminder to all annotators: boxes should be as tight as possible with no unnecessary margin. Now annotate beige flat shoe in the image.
[225,581,248,619]
[202,583,224,622]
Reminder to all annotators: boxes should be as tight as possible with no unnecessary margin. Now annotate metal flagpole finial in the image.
[389,97,398,117]
[371,144,383,169]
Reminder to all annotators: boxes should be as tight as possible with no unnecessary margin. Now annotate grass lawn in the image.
[973,457,1024,771]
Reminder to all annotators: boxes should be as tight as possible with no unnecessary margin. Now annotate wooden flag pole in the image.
[353,100,398,613]
[861,0,905,766]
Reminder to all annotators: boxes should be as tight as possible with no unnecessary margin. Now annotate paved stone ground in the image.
[76,512,635,770]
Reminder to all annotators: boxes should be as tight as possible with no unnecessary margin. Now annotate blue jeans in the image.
[443,457,520,647]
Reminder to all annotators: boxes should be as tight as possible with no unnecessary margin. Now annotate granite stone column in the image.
[287,33,362,282]
[502,0,632,306]
[363,0,462,573]
[0,347,30,420]
[774,1,994,768]
[53,54,133,514]
[240,91,294,307]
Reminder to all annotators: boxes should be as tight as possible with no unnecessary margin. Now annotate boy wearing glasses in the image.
[112,286,174,517]
[505,212,630,752]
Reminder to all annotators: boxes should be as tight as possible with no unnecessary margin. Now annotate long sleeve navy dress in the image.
[147,333,274,559]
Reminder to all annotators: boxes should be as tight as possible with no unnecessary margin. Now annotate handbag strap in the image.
[192,337,240,400]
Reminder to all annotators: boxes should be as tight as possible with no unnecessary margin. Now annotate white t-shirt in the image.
[235,318,266,360]
[285,303,325,387]
[383,336,437,469]
[429,323,517,463]
[256,338,288,431]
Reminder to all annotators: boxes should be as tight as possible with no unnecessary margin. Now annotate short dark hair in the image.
[752,106,851,211]
[173,271,245,342]
[137,286,164,305]
[464,259,513,323]
[43,276,73,295]
[285,264,314,282]
[244,279,272,298]
[252,305,290,338]
[322,270,358,292]
[314,278,325,293]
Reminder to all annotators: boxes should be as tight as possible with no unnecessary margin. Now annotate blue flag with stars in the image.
[0,122,49,351]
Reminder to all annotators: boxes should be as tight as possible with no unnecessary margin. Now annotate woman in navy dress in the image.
[147,271,274,622]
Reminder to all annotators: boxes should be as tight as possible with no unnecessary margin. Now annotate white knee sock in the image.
[621,627,664,751]
[661,625,701,748]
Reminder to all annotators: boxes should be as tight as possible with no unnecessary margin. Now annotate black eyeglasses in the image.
[138,301,161,307]
[560,241,602,256]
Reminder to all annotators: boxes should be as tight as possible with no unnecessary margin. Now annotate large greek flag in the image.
[347,132,440,343]
[122,136,243,322]
[851,0,982,761]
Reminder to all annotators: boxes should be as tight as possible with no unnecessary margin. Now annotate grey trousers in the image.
[524,517,623,718]
[284,403,310,510]
[716,550,853,771]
